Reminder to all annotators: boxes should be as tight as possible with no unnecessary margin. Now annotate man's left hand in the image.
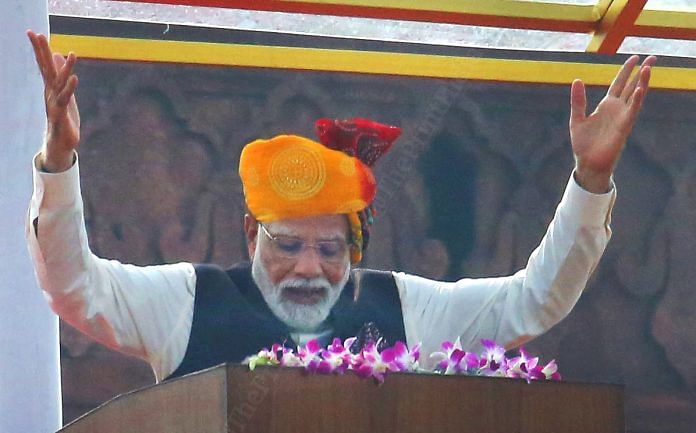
[570,55,657,193]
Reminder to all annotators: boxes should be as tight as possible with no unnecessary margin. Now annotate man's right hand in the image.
[27,30,80,173]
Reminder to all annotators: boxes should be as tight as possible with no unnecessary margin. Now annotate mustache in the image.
[278,278,332,292]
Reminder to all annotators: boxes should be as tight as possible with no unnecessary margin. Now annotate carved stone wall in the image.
[59,59,696,432]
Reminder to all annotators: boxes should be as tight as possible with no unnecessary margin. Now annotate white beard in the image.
[251,249,350,333]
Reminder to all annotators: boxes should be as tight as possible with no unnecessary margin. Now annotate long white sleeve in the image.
[394,173,615,366]
[26,154,196,381]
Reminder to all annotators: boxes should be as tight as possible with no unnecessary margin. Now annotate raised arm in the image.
[25,31,195,381]
[395,56,656,362]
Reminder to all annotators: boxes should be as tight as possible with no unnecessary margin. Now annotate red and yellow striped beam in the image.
[115,0,696,54]
[107,0,696,54]
[633,9,696,40]
[587,0,648,54]
[115,0,599,32]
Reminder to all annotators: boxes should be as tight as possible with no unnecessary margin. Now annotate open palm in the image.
[570,55,656,192]
[28,30,80,172]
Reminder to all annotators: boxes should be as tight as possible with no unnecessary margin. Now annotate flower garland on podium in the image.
[244,338,560,384]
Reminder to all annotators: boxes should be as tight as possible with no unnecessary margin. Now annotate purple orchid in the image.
[430,338,480,375]
[381,341,420,372]
[274,344,303,368]
[505,346,539,382]
[353,341,391,383]
[319,337,357,374]
[297,339,325,372]
[528,359,562,381]
[478,339,508,377]
[430,339,462,374]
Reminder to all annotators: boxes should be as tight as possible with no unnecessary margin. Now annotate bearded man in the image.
[25,31,656,382]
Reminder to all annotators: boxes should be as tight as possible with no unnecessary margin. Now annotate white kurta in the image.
[27,153,615,381]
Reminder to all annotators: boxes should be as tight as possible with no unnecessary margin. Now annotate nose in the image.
[292,246,324,279]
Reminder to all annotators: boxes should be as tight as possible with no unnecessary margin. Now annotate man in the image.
[25,31,655,382]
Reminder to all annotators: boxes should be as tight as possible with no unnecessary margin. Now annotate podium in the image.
[60,364,624,433]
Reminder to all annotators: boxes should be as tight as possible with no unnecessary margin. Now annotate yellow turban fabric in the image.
[240,134,377,221]
[239,135,376,262]
[239,118,401,263]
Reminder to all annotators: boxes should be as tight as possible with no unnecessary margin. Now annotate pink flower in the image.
[430,338,479,375]
[353,341,391,383]
[479,339,508,377]
[529,359,562,381]
[430,339,461,373]
[320,338,357,374]
[297,339,324,372]
[381,341,420,372]
[275,344,303,368]
[506,346,539,382]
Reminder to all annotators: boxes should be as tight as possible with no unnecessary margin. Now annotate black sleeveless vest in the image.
[167,262,406,380]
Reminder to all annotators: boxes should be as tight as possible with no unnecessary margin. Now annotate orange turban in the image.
[239,118,400,263]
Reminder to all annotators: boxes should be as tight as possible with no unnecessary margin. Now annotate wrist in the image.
[574,165,612,194]
[40,149,75,173]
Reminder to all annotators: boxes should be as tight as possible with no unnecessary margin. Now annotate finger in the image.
[36,33,57,82]
[626,86,645,128]
[54,52,76,90]
[636,56,656,96]
[57,75,79,107]
[642,55,657,68]
[53,53,67,68]
[607,55,639,98]
[627,65,652,107]
[620,67,641,102]
[27,31,51,81]
[570,79,587,123]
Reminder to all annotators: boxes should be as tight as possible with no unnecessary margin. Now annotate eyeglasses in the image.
[258,223,349,264]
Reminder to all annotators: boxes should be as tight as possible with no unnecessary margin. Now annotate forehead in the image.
[265,214,349,239]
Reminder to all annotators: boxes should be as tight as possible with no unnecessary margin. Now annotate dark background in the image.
[59,58,696,433]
